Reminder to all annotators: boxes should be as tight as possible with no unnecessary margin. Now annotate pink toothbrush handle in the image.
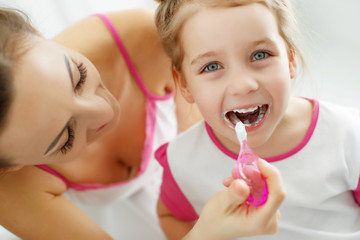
[235,152,268,207]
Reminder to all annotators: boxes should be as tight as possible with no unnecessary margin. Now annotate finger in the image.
[257,159,285,199]
[222,168,240,187]
[256,159,286,218]
[225,179,250,209]
[222,176,233,187]
[232,168,237,179]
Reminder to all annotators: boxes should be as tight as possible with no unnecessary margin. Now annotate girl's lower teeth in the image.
[243,112,264,126]
[231,107,266,126]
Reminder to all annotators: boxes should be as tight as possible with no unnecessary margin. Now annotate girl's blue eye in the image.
[202,62,222,72]
[252,52,269,61]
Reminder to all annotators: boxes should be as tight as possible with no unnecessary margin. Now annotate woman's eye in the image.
[202,62,222,73]
[59,126,75,155]
[75,62,87,91]
[252,52,269,61]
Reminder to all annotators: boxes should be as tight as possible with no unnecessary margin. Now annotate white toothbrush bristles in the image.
[235,121,247,142]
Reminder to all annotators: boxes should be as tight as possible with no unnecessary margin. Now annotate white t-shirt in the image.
[157,99,360,240]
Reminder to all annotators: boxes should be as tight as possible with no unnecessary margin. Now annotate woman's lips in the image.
[96,123,108,132]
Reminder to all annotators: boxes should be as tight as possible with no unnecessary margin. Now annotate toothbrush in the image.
[234,121,268,207]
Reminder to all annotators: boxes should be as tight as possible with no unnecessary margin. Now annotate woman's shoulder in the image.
[106,9,173,94]
[0,166,67,196]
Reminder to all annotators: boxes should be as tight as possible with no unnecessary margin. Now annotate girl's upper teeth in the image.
[233,105,260,113]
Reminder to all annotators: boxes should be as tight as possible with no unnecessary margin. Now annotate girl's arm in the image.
[157,198,196,240]
[0,166,113,240]
[158,160,286,240]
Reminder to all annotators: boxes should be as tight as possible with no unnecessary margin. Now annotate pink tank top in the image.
[37,13,177,204]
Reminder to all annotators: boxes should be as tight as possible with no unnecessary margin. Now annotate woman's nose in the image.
[227,69,259,96]
[77,89,115,130]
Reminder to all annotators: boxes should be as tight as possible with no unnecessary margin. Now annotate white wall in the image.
[0,0,158,38]
[293,0,360,108]
[1,0,359,108]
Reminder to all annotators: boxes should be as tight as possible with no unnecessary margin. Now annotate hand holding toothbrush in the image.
[184,159,285,240]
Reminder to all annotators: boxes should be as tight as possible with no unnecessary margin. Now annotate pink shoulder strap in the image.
[93,13,169,100]
[36,165,71,188]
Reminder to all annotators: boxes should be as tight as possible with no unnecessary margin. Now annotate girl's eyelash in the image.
[200,62,222,73]
[75,62,87,91]
[251,50,271,61]
[59,126,75,155]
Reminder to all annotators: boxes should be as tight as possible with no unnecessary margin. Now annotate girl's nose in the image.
[227,70,259,96]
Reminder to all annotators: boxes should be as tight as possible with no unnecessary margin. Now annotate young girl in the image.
[0,7,285,240]
[154,0,360,239]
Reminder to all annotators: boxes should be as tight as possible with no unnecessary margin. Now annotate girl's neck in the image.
[253,97,314,158]
[213,97,314,159]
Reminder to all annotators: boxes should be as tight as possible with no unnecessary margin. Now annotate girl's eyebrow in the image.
[191,51,217,66]
[250,37,279,49]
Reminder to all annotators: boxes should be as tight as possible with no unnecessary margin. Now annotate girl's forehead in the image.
[181,4,281,50]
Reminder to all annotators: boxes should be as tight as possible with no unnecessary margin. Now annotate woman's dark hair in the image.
[0,7,39,168]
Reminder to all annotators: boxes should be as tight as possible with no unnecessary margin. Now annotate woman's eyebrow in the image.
[43,56,73,156]
[64,55,74,88]
[43,123,68,156]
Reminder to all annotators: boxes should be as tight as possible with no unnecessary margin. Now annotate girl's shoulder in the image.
[318,100,360,126]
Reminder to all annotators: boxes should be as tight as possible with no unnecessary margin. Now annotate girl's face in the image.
[0,36,120,170]
[178,3,296,152]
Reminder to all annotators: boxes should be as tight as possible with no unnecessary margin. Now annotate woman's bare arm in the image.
[0,166,113,240]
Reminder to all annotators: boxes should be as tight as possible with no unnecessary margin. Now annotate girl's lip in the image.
[96,123,108,132]
[222,103,271,132]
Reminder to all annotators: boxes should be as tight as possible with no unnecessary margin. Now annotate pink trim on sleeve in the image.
[352,111,360,205]
[353,177,360,205]
[155,143,199,221]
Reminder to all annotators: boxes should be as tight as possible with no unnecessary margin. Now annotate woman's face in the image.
[0,36,120,170]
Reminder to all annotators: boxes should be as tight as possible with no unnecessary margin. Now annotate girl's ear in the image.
[289,49,297,79]
[173,67,195,103]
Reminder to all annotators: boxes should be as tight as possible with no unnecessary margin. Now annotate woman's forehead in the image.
[0,83,68,159]
[0,39,73,161]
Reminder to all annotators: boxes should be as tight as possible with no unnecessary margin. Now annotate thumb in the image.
[225,179,250,209]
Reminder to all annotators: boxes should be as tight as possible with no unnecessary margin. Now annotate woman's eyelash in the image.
[75,62,87,91]
[59,126,75,155]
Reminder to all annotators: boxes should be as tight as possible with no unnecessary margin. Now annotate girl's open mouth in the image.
[223,104,270,127]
